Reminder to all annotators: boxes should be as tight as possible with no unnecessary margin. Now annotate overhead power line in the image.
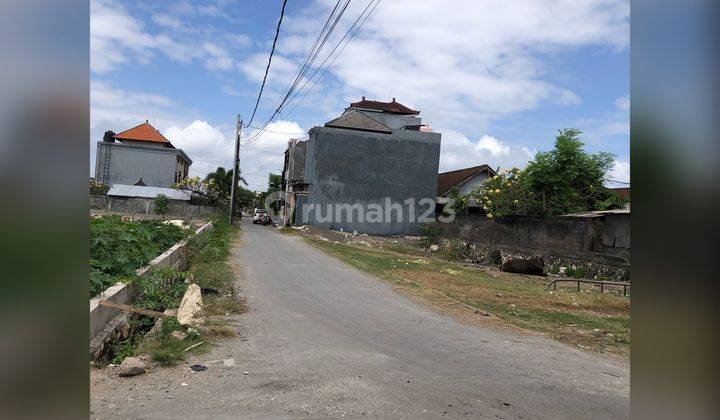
[244,0,352,144]
[244,0,380,145]
[245,0,288,128]
[284,0,381,117]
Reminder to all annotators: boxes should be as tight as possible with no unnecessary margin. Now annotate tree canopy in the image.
[471,129,622,217]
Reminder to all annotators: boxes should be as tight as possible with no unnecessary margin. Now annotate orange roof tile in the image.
[114,121,171,145]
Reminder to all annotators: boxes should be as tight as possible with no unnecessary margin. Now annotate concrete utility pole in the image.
[229,114,242,224]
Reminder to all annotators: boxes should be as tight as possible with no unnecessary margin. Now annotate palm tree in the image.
[205,167,248,199]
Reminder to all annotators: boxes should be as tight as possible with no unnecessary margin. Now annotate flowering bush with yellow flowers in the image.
[90,179,109,196]
[470,168,539,218]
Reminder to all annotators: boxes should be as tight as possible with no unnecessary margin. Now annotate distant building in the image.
[94,121,192,188]
[610,187,630,200]
[435,165,497,213]
[282,97,441,235]
[436,164,497,199]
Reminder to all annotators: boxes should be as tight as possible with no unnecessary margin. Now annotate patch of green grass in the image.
[109,338,135,365]
[130,267,190,312]
[565,266,585,278]
[138,317,205,366]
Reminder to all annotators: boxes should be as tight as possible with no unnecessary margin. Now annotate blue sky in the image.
[91,0,629,191]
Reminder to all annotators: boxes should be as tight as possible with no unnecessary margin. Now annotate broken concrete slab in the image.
[177,284,203,326]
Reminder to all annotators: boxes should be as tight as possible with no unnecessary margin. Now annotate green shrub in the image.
[151,345,185,366]
[130,267,190,312]
[419,222,441,247]
[89,215,187,296]
[441,239,469,261]
[154,194,170,218]
[565,266,585,278]
[90,180,109,195]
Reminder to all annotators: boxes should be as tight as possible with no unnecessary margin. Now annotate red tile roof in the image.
[611,187,630,199]
[437,165,497,196]
[349,97,419,115]
[114,121,172,145]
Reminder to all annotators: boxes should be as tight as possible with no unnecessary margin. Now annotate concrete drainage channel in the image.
[89,221,214,362]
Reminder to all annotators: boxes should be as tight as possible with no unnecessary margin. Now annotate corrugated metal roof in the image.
[107,184,191,201]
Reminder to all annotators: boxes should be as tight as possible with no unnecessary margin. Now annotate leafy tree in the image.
[204,167,248,200]
[524,129,615,215]
[153,194,170,218]
[268,173,282,192]
[235,187,257,212]
[447,187,469,214]
[254,173,283,211]
[471,129,618,217]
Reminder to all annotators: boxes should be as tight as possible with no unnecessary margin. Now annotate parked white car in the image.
[252,208,270,225]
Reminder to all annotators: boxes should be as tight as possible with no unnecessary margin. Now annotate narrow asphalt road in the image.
[91,219,629,419]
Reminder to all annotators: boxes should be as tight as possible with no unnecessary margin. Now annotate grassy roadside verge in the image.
[304,237,629,356]
[106,217,245,366]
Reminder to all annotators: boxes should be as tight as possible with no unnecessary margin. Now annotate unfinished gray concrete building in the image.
[94,121,192,188]
[282,98,441,235]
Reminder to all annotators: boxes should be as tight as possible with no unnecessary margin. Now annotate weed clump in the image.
[90,215,187,296]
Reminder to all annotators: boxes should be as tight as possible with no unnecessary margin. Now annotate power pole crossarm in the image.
[229,115,242,224]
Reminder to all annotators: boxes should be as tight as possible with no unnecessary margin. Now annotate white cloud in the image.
[439,130,536,173]
[281,0,628,128]
[615,95,630,111]
[475,135,510,157]
[91,0,178,73]
[91,0,247,74]
[239,53,298,83]
[609,159,630,184]
[91,80,177,129]
[239,121,306,190]
[160,120,306,189]
[151,14,184,30]
[165,121,233,177]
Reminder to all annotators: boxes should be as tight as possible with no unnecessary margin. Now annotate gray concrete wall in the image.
[95,142,190,187]
[288,142,306,182]
[300,126,441,235]
[90,195,217,219]
[437,214,630,260]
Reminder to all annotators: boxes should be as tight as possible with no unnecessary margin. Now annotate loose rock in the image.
[429,244,439,252]
[118,357,146,377]
[500,257,545,275]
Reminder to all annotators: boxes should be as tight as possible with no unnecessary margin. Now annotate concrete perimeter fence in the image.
[89,221,213,360]
[90,195,218,219]
[436,213,630,280]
